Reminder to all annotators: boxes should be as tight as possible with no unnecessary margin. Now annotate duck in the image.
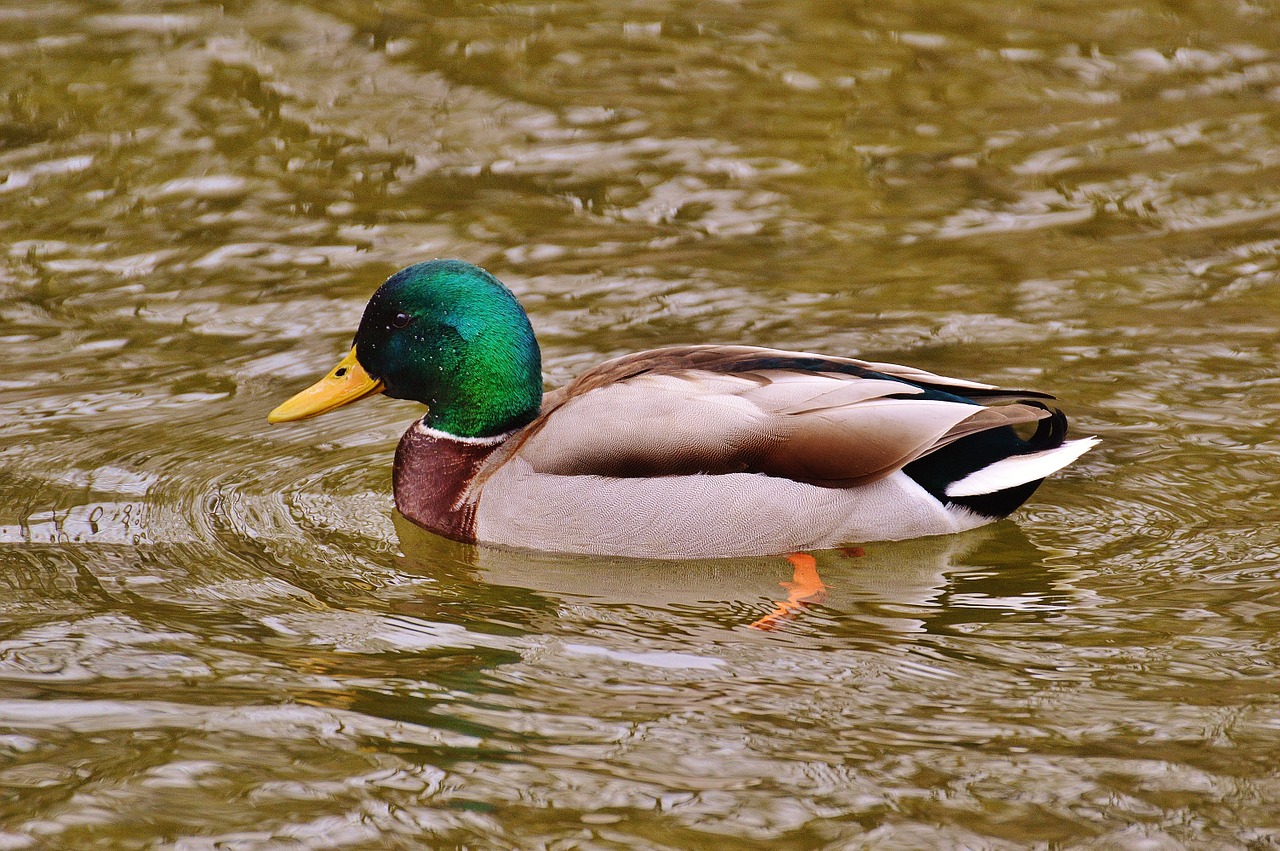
[268,259,1097,559]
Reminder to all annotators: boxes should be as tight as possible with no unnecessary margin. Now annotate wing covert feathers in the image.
[503,345,1059,488]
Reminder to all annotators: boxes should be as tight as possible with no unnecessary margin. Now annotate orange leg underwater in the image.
[749,553,829,631]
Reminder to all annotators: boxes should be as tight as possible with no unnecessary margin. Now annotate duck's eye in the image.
[392,312,411,328]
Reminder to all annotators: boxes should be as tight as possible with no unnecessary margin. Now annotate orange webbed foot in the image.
[749,552,828,631]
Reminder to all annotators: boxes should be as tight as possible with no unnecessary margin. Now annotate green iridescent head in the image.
[269,260,543,438]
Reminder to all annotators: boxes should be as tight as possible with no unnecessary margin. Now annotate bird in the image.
[268,259,1097,559]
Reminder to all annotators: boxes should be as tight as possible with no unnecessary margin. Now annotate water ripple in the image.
[1,0,1280,846]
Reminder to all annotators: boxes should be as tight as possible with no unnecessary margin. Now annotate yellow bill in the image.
[268,347,385,423]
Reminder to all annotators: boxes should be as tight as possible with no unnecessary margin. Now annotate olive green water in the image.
[2,0,1279,847]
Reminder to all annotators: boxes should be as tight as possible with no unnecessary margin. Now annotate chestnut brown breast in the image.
[392,424,505,543]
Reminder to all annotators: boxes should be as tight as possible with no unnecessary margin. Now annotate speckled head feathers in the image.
[353,260,543,438]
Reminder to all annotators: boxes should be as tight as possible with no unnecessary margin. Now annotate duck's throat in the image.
[422,395,537,440]
[417,361,542,439]
[392,420,510,543]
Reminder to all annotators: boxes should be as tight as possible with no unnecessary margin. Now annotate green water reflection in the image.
[1,0,1279,847]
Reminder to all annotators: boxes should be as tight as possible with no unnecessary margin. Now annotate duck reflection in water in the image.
[391,514,1073,636]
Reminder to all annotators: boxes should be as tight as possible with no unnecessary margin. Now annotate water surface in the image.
[2,0,1280,847]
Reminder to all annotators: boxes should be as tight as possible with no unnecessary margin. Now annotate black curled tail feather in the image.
[1025,402,1069,452]
[902,402,1072,520]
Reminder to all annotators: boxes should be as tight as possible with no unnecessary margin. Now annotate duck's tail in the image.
[903,405,1098,519]
[945,435,1099,499]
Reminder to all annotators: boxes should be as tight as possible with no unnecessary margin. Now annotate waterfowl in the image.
[269,260,1097,559]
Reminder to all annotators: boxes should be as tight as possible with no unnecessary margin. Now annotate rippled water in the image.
[2,0,1280,847]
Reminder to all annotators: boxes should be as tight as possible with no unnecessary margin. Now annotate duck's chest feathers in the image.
[392,421,509,543]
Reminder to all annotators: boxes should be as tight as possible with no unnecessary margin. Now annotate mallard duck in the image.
[269,260,1096,559]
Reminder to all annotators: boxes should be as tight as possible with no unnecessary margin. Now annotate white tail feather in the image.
[945,437,1099,498]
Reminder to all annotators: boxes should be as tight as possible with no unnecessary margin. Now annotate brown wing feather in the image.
[749,400,1046,487]
[554,344,1052,401]
[483,345,1051,490]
